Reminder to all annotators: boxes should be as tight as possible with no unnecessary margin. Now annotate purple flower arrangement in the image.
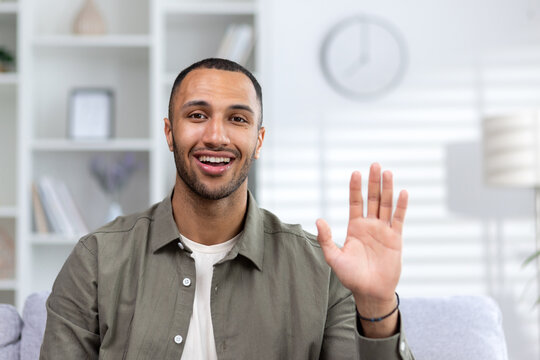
[90,153,139,195]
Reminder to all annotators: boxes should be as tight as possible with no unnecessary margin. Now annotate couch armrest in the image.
[400,296,508,360]
[0,303,22,360]
[21,291,49,360]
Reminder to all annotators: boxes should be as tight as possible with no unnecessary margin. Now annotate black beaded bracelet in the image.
[357,292,400,322]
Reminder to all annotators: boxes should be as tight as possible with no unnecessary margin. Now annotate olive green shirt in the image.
[40,192,415,360]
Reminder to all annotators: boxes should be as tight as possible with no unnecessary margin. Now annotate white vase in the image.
[73,0,106,35]
[107,200,123,222]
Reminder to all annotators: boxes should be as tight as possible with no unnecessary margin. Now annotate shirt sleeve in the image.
[356,310,415,360]
[39,237,100,360]
[320,271,415,360]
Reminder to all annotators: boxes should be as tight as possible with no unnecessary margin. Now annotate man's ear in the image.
[164,117,174,152]
[253,126,265,159]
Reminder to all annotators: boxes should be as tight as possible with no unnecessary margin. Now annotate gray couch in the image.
[0,292,49,360]
[0,292,508,359]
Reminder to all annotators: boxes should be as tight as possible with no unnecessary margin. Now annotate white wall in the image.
[258,1,540,358]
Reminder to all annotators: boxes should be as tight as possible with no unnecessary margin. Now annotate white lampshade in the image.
[483,110,540,187]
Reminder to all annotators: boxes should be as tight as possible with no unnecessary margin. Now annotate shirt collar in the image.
[150,191,182,253]
[231,191,264,271]
[150,190,265,271]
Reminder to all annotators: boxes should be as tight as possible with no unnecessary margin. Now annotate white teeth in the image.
[199,156,231,163]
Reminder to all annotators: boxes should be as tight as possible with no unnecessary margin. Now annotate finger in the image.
[316,218,341,269]
[379,170,393,223]
[366,163,381,218]
[349,171,364,220]
[391,190,409,235]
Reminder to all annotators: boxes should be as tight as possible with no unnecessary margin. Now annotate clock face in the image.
[320,14,408,100]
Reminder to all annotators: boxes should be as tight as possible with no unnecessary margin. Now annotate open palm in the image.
[316,163,408,304]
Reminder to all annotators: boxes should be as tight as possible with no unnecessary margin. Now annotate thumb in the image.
[316,218,341,269]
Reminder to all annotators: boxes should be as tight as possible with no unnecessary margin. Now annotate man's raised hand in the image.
[316,163,408,337]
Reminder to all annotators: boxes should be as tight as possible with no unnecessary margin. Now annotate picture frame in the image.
[68,88,114,139]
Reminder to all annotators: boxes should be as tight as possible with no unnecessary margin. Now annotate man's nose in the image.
[202,117,230,147]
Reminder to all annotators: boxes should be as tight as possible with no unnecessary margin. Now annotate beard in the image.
[172,136,256,200]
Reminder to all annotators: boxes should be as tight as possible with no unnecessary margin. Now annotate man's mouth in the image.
[193,152,236,176]
[197,155,232,166]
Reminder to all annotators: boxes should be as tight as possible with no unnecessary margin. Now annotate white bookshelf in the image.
[0,206,17,218]
[34,35,151,48]
[0,72,17,84]
[163,2,256,15]
[0,2,18,14]
[0,279,16,291]
[0,0,19,308]
[11,0,153,309]
[32,139,153,152]
[8,0,264,311]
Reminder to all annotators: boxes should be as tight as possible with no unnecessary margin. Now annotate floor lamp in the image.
[483,110,540,349]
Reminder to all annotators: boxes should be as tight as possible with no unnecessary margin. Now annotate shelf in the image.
[164,2,256,15]
[0,73,17,85]
[32,139,152,152]
[0,2,18,14]
[34,35,151,48]
[0,279,16,291]
[31,233,81,245]
[0,206,17,218]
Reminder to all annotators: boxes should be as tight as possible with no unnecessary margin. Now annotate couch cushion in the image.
[21,291,49,360]
[401,296,508,360]
[0,303,22,360]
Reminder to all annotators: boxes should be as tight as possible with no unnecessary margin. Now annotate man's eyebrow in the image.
[181,100,210,109]
[181,101,254,114]
[229,104,254,114]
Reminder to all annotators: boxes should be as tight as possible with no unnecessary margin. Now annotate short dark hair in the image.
[168,58,263,127]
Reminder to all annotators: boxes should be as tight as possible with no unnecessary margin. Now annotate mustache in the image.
[189,146,241,158]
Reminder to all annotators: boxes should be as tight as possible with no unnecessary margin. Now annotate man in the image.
[40,58,415,359]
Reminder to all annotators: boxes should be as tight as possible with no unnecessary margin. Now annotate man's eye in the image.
[231,116,247,123]
[189,113,207,120]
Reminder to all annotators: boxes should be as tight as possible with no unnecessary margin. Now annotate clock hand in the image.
[359,20,369,64]
[343,21,370,77]
[343,58,363,77]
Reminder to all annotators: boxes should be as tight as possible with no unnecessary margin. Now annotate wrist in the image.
[353,292,397,315]
[354,292,400,338]
[357,309,399,338]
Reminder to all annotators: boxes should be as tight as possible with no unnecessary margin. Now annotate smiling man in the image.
[40,58,415,359]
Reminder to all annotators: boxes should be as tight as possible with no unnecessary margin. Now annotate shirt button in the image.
[174,335,183,344]
[400,341,406,352]
[182,278,191,287]
[177,242,184,250]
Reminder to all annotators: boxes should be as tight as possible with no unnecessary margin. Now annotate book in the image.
[36,176,87,236]
[32,183,50,234]
[36,178,63,233]
[216,24,254,66]
[56,180,88,234]
[216,24,236,60]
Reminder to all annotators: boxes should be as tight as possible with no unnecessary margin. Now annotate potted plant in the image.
[0,47,15,72]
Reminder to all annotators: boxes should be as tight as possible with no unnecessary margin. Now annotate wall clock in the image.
[320,14,408,100]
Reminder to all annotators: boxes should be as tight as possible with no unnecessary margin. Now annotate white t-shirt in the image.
[180,233,240,360]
